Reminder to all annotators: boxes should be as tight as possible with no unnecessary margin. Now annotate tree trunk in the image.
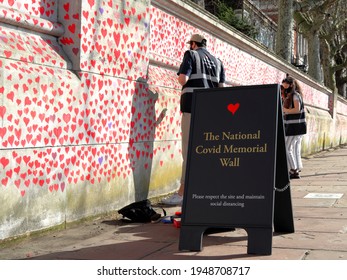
[276,0,294,62]
[336,69,347,98]
[307,31,323,82]
[320,39,336,90]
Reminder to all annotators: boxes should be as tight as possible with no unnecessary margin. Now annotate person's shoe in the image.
[161,193,183,205]
[289,169,300,179]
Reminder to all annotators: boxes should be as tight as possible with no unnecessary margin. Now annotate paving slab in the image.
[293,217,347,233]
[143,243,308,260]
[293,207,347,219]
[271,232,347,251]
[304,250,347,260]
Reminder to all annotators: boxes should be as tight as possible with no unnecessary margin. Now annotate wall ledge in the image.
[0,4,64,37]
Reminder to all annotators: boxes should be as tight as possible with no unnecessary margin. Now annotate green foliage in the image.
[214,0,257,38]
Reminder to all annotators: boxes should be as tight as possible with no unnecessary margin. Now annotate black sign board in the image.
[179,84,294,255]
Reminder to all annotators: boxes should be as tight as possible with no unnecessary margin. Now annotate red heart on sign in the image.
[227,103,240,115]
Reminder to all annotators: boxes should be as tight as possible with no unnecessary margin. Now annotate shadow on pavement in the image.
[26,219,253,260]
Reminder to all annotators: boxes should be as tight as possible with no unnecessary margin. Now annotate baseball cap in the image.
[187,34,206,44]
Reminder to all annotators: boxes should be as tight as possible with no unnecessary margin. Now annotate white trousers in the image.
[285,135,303,171]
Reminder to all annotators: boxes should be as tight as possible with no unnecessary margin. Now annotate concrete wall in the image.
[1,0,347,241]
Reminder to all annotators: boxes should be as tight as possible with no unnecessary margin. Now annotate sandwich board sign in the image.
[179,84,294,255]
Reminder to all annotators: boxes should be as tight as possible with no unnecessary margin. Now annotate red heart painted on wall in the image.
[88,0,95,8]
[0,106,6,118]
[227,103,240,115]
[63,3,70,12]
[1,157,10,168]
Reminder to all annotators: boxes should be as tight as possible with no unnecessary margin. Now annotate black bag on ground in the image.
[118,199,162,223]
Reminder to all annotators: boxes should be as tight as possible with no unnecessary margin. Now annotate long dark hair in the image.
[282,77,296,109]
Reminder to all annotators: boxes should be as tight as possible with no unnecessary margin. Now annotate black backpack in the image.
[118,199,164,223]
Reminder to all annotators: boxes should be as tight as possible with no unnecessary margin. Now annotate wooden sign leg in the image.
[179,226,207,251]
[246,227,273,255]
[274,99,295,233]
[274,188,295,233]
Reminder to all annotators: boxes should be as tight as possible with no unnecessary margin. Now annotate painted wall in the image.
[1,0,347,241]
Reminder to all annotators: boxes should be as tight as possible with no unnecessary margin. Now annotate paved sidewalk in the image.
[1,146,347,260]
